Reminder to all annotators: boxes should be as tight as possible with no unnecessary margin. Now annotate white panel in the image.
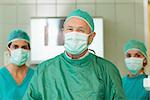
[30,18,103,64]
[116,3,135,23]
[77,0,95,3]
[17,0,36,4]
[76,4,96,16]
[57,0,76,3]
[37,4,56,17]
[0,5,17,24]
[17,5,36,24]
[57,4,76,16]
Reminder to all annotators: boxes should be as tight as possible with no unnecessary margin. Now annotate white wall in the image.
[0,0,146,76]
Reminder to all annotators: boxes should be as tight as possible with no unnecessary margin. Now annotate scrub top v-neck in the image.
[0,67,34,100]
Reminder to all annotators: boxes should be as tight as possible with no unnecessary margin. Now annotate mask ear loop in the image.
[89,49,96,55]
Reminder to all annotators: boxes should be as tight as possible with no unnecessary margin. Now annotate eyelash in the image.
[126,54,142,58]
[12,45,28,50]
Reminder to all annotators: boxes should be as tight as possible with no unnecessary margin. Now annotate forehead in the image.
[11,40,29,46]
[126,49,143,55]
[64,17,90,29]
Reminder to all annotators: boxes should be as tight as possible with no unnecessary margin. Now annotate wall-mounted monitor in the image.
[30,17,104,64]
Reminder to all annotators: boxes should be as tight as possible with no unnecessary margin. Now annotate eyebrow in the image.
[12,44,28,47]
[65,25,85,29]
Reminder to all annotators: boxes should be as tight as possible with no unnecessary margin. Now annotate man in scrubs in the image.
[24,9,125,100]
[122,40,149,100]
[0,29,34,100]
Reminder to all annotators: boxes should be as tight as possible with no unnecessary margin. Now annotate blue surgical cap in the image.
[7,29,30,47]
[64,9,94,32]
[123,40,147,58]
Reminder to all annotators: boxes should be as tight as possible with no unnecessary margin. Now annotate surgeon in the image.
[122,40,149,100]
[23,9,125,100]
[0,29,34,100]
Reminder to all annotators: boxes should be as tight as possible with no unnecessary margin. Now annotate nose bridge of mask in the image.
[11,48,29,58]
[125,57,143,64]
[125,57,143,69]
[11,48,26,53]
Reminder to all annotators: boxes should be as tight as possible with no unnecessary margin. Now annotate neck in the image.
[6,64,29,84]
[128,70,144,77]
[6,64,28,76]
[66,49,88,59]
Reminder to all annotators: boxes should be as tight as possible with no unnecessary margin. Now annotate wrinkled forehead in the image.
[64,17,91,32]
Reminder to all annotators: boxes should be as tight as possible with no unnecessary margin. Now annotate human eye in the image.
[77,28,85,33]
[135,53,142,58]
[21,45,28,50]
[67,27,73,31]
[78,29,85,33]
[12,45,19,49]
[64,27,73,32]
[126,53,131,58]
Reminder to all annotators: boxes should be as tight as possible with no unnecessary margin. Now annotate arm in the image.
[104,63,126,100]
[23,68,42,100]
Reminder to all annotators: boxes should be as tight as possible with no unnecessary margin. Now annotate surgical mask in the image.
[10,48,30,67]
[64,32,91,55]
[125,57,143,75]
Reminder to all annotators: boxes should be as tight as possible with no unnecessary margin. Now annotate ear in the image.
[88,32,96,44]
[143,58,147,67]
[7,48,11,56]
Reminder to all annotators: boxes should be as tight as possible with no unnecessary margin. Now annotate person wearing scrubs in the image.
[0,29,34,100]
[23,9,125,100]
[122,40,149,100]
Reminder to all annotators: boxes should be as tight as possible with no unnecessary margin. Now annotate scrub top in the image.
[122,74,149,100]
[23,53,125,100]
[0,67,34,100]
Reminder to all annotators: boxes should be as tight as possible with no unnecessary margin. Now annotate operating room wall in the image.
[0,0,146,76]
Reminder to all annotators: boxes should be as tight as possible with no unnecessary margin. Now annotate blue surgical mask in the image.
[10,48,30,67]
[125,57,143,75]
[64,32,91,55]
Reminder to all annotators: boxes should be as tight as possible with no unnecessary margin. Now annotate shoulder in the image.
[91,53,118,70]
[28,67,35,75]
[0,67,6,73]
[35,53,63,73]
[91,54,121,77]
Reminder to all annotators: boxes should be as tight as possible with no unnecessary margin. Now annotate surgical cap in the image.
[7,29,30,47]
[64,9,94,32]
[123,40,147,58]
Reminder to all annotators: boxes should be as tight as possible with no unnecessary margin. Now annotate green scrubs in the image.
[122,74,149,100]
[24,53,125,100]
[0,67,34,100]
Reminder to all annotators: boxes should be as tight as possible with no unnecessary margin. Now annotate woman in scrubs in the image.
[0,29,34,100]
[122,40,149,100]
